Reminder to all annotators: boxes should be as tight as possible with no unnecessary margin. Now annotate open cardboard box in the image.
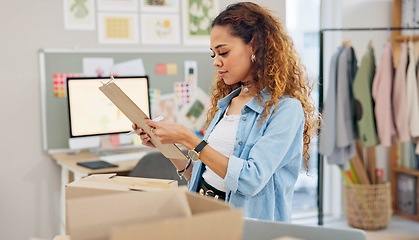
[66,188,243,240]
[65,173,179,238]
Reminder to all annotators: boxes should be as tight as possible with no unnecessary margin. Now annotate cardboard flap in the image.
[185,191,231,214]
[128,182,175,191]
[66,174,177,197]
[87,173,117,179]
[67,189,192,240]
[53,236,70,240]
[110,209,244,240]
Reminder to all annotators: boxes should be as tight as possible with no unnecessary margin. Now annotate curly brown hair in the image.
[206,2,318,170]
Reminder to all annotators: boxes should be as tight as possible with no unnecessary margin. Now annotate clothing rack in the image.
[317,26,419,225]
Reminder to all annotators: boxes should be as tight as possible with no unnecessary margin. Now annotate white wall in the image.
[0,1,285,239]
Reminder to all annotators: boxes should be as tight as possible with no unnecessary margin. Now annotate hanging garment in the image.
[406,41,419,142]
[335,45,357,154]
[319,45,357,167]
[352,44,379,147]
[413,44,419,154]
[371,41,396,147]
[393,42,410,142]
[347,46,359,138]
[319,47,342,158]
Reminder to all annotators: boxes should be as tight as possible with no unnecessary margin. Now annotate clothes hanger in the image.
[341,40,352,47]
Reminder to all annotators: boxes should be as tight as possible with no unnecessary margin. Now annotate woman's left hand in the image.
[145,119,193,147]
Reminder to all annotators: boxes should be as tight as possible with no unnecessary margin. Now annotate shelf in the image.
[390,0,419,222]
[391,166,419,222]
[394,210,419,221]
[393,167,419,177]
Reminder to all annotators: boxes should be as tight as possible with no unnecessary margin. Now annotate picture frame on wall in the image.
[140,14,180,44]
[182,0,218,45]
[63,0,95,30]
[139,0,179,13]
[97,13,139,44]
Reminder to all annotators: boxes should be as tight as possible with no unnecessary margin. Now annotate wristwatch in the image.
[188,140,208,162]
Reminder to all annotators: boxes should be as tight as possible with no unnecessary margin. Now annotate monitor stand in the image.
[68,135,150,162]
[68,136,101,152]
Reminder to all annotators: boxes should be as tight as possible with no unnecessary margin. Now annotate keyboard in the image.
[100,151,149,163]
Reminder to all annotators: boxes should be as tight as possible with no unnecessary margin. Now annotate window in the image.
[286,0,321,217]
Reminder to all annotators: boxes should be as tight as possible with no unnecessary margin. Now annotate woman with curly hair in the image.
[134,2,318,222]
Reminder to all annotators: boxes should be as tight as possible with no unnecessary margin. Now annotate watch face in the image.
[188,150,199,161]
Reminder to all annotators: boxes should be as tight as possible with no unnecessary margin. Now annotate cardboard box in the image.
[66,173,178,200]
[66,189,243,240]
[65,173,179,237]
[53,236,70,240]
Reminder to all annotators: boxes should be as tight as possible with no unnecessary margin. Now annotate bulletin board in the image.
[39,48,214,152]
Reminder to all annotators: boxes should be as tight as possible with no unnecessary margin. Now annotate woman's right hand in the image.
[132,123,156,148]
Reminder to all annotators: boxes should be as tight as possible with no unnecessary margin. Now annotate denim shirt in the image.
[188,87,305,222]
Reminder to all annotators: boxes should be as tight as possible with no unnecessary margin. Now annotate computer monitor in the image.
[66,76,150,150]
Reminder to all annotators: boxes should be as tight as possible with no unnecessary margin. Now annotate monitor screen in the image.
[66,76,150,138]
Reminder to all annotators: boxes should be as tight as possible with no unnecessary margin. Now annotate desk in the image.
[51,148,156,234]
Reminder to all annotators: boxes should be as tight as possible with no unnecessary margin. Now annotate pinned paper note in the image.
[166,63,178,75]
[111,58,146,76]
[174,82,190,108]
[177,88,210,131]
[184,61,198,92]
[149,88,161,119]
[156,63,177,75]
[110,134,120,146]
[83,57,114,77]
[156,63,166,75]
[52,73,83,98]
[153,94,178,123]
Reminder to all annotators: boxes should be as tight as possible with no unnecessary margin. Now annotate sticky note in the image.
[166,63,178,75]
[156,63,167,75]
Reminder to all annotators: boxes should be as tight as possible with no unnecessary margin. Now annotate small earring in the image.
[251,54,256,63]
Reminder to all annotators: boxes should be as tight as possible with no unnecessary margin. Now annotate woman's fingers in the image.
[141,134,151,143]
[137,127,146,135]
[137,128,156,148]
[131,123,156,148]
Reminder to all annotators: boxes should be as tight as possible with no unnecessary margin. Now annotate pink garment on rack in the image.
[371,41,396,147]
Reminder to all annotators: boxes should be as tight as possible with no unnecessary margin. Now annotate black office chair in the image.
[128,151,188,185]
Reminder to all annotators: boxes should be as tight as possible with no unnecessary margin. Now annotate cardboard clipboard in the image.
[99,82,188,160]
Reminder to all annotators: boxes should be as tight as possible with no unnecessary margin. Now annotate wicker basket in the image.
[343,182,392,230]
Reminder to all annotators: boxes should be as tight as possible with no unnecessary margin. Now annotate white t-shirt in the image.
[202,110,240,191]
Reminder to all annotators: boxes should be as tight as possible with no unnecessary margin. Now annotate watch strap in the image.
[194,140,208,153]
